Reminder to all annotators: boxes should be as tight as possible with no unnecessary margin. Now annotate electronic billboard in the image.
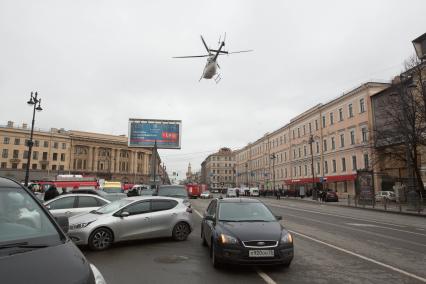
[128,119,182,149]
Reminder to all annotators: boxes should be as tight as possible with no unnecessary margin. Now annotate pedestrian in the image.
[61,187,68,195]
[44,185,59,202]
[276,189,281,200]
[236,188,240,197]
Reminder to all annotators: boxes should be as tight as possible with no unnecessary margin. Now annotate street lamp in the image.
[308,134,317,200]
[270,153,276,195]
[24,92,43,187]
[245,163,249,187]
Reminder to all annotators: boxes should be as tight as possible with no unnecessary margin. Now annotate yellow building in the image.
[0,121,161,183]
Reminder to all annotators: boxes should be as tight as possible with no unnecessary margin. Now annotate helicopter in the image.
[172,34,253,83]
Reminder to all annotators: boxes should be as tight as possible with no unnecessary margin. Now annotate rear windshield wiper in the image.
[0,242,49,250]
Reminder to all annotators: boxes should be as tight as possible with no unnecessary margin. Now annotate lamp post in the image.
[270,153,276,195]
[245,163,248,187]
[308,134,317,200]
[24,92,43,187]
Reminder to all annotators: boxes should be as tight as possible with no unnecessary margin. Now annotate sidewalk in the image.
[259,195,426,217]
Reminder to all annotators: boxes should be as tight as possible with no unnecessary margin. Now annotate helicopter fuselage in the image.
[202,57,218,79]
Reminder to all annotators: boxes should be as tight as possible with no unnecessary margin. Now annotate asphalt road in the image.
[82,197,426,284]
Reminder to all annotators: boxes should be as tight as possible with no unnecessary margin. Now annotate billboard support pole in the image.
[153,140,157,188]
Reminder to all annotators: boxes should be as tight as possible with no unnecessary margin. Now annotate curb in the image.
[259,196,426,218]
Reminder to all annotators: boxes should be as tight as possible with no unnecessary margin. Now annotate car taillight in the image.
[186,207,193,213]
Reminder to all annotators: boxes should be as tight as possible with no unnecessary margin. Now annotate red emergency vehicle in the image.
[35,175,99,192]
[186,183,201,199]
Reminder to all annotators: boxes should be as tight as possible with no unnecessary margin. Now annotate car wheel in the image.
[172,222,190,241]
[211,242,221,268]
[89,228,113,251]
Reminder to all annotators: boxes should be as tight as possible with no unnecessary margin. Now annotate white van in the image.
[249,187,259,196]
[226,188,237,197]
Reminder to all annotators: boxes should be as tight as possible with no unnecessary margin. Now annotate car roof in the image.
[45,193,110,203]
[0,177,22,188]
[217,197,260,203]
[124,196,183,202]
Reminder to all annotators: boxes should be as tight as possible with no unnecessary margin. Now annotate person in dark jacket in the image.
[44,185,59,202]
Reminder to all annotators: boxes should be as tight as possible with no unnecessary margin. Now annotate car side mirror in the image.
[55,216,69,233]
[205,215,215,222]
[45,204,51,209]
[275,215,282,220]
[120,211,130,217]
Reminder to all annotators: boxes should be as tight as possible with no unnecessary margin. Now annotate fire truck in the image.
[186,183,202,199]
[32,175,99,193]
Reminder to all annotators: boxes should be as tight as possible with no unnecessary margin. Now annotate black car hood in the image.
[219,221,283,241]
[0,240,93,284]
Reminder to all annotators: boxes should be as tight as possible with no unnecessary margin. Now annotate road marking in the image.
[346,223,378,227]
[193,208,277,284]
[255,268,277,284]
[344,223,426,237]
[291,230,426,283]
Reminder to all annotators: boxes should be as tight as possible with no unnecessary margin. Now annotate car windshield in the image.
[157,187,188,198]
[218,202,276,222]
[103,187,122,193]
[96,199,133,214]
[0,186,62,248]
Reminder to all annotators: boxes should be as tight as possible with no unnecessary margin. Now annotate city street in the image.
[83,197,426,284]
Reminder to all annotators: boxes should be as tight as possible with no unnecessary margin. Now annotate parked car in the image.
[375,191,396,202]
[325,190,339,202]
[226,188,237,197]
[200,190,213,199]
[68,196,193,250]
[0,177,105,283]
[154,185,190,207]
[70,188,127,202]
[44,194,110,218]
[201,198,294,268]
[249,187,260,197]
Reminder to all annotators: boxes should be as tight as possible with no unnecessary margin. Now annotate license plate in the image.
[249,250,274,257]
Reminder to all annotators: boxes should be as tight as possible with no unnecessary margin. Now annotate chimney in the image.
[22,123,28,129]
[7,121,14,128]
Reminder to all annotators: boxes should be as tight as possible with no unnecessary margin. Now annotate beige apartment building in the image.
[0,121,163,184]
[235,82,389,197]
[201,148,236,191]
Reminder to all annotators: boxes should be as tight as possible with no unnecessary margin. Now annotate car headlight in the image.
[281,232,293,244]
[69,221,94,230]
[90,263,106,284]
[219,233,239,245]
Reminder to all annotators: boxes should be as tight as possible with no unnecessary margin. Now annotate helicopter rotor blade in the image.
[224,49,254,55]
[172,55,210,58]
[200,35,210,54]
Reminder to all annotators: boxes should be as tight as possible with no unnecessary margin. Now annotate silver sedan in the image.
[44,194,110,218]
[68,196,194,250]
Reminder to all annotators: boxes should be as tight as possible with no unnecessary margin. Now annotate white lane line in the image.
[255,268,277,284]
[193,208,277,284]
[269,202,425,232]
[291,230,426,283]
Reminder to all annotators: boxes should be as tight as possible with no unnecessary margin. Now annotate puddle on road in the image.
[154,255,189,264]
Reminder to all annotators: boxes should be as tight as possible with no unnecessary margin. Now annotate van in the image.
[249,187,259,196]
[0,177,105,283]
[226,188,237,197]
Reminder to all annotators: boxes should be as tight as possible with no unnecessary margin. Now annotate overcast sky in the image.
[1,0,426,178]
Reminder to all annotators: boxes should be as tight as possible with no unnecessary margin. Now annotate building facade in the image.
[201,148,236,191]
[235,82,389,197]
[0,121,163,184]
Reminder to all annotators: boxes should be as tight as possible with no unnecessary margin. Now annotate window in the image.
[303,146,307,156]
[330,112,334,125]
[62,143,67,149]
[292,129,295,139]
[23,151,29,159]
[207,200,217,217]
[53,142,58,149]
[42,152,48,160]
[362,127,368,142]
[360,98,365,113]
[152,200,178,211]
[41,164,47,170]
[44,141,49,147]
[340,133,345,148]
[348,103,353,117]
[339,108,343,121]
[317,162,320,174]
[53,153,58,161]
[315,120,318,130]
[59,165,64,171]
[364,153,369,169]
[2,149,8,158]
[12,163,18,169]
[316,142,319,153]
[350,130,355,145]
[297,128,300,138]
[48,196,76,210]
[298,148,301,158]
[342,158,346,172]
[323,139,327,152]
[331,137,335,150]
[324,161,328,174]
[35,140,39,147]
[322,115,326,128]
[33,151,39,160]
[298,166,302,176]
[14,138,20,145]
[3,137,9,144]
[61,153,65,161]
[1,162,7,168]
[78,196,104,208]
[125,201,151,215]
[32,164,37,169]
[352,156,357,170]
[52,165,57,171]
[13,150,19,159]
[309,123,312,133]
[304,165,308,175]
[303,125,306,135]
[332,160,336,173]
